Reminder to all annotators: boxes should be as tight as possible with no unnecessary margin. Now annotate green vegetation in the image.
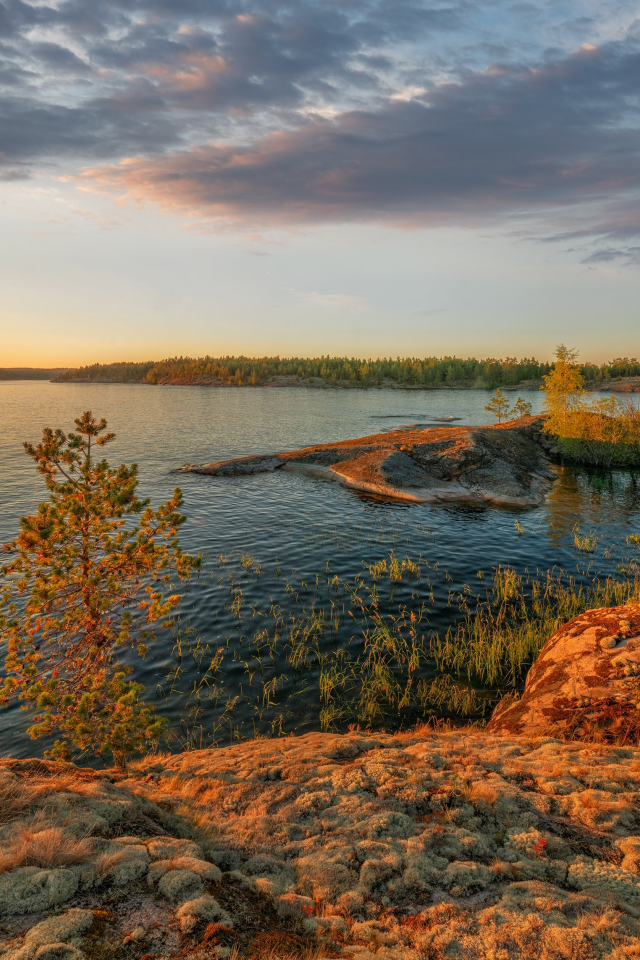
[511,397,533,419]
[52,354,640,389]
[162,543,640,749]
[0,412,200,768]
[431,564,639,690]
[484,388,510,422]
[53,355,550,388]
[484,389,533,423]
[0,368,67,381]
[542,345,640,467]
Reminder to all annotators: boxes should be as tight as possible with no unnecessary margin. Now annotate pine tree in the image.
[485,387,509,423]
[510,397,533,419]
[0,412,200,768]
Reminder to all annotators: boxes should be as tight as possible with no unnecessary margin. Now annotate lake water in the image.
[1,381,639,758]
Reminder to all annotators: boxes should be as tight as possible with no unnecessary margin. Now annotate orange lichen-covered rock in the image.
[487,603,640,742]
[182,416,556,508]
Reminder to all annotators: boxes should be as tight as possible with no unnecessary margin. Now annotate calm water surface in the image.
[1,382,639,757]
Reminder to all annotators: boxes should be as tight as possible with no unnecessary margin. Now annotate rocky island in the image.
[182,416,556,508]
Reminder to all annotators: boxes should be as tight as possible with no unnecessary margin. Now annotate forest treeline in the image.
[52,355,640,388]
[1,368,67,380]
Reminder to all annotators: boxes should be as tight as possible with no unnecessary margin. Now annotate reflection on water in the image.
[545,465,640,546]
[441,504,491,522]
[0,382,639,757]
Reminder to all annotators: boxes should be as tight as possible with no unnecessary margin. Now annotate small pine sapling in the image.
[0,412,200,769]
[484,388,509,424]
[510,397,533,419]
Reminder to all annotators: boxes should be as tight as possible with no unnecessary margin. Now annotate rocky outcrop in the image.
[2,727,640,959]
[487,603,640,741]
[182,416,556,508]
[133,731,640,958]
[598,377,640,394]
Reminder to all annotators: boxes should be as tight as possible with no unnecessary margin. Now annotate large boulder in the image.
[487,603,640,741]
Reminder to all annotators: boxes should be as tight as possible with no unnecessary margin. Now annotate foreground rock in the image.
[3,727,640,959]
[488,603,640,742]
[182,416,556,507]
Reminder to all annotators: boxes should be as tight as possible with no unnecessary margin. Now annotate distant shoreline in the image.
[51,378,545,391]
[47,377,640,393]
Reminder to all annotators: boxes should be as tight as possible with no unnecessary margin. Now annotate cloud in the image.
[0,0,639,262]
[0,0,459,164]
[581,245,640,266]
[75,42,640,239]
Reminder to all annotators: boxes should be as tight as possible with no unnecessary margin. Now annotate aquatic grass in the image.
[416,674,486,717]
[160,542,640,748]
[431,565,640,689]
[162,551,443,742]
[574,530,599,553]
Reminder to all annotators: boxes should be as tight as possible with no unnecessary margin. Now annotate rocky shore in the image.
[489,603,640,741]
[2,607,640,960]
[182,416,556,508]
[2,731,640,960]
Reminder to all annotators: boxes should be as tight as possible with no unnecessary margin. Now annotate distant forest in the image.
[52,355,640,389]
[0,368,67,381]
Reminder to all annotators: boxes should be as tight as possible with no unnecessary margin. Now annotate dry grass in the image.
[576,909,619,932]
[35,773,99,797]
[242,945,331,960]
[136,774,224,836]
[0,823,93,875]
[578,792,629,814]
[215,940,332,960]
[469,781,499,806]
[94,849,128,877]
[545,764,566,779]
[150,855,193,872]
[0,778,34,825]
[0,772,100,828]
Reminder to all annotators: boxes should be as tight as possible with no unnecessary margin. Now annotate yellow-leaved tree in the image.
[541,344,585,435]
[541,346,640,466]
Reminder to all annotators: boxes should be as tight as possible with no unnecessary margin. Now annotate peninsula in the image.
[182,416,555,508]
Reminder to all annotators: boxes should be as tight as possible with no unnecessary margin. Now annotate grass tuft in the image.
[0,824,93,874]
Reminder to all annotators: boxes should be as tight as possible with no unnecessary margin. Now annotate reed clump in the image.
[431,565,640,690]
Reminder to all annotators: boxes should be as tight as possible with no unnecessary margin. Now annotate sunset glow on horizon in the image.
[1,0,639,365]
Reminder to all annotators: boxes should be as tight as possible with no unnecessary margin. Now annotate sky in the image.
[1,0,640,366]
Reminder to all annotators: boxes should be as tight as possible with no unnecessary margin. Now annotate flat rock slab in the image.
[487,603,640,741]
[131,728,640,959]
[4,728,640,959]
[182,416,555,507]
